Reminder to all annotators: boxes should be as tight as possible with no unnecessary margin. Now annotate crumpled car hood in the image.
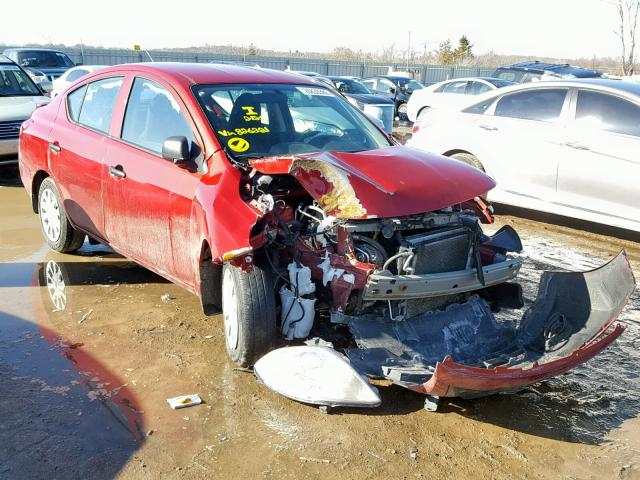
[250,146,496,219]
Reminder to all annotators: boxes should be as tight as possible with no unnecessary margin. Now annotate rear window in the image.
[68,77,123,133]
[494,88,567,122]
[17,50,74,68]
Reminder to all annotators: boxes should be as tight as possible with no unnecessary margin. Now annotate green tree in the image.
[454,35,474,63]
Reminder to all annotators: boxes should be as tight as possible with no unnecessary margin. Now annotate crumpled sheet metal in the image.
[347,251,635,398]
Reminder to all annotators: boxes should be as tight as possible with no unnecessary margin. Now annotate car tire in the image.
[221,259,277,367]
[417,106,430,119]
[397,102,408,119]
[38,177,85,253]
[450,153,485,172]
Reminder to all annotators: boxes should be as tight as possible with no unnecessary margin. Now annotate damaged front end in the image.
[242,149,636,409]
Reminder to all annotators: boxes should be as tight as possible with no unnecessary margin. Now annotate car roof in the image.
[95,63,320,86]
[467,78,640,105]
[496,61,601,77]
[3,47,67,54]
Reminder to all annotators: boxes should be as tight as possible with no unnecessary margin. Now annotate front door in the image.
[103,76,203,286]
[477,87,569,202]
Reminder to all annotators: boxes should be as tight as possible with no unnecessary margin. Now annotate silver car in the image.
[408,79,640,232]
[0,56,50,164]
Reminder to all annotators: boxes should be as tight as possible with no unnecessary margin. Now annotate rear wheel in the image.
[38,178,85,253]
[450,152,485,172]
[221,259,277,367]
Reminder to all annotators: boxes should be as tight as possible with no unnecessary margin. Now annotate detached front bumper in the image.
[362,258,523,300]
[348,251,636,398]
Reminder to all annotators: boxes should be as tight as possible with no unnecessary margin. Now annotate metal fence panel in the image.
[11,46,498,83]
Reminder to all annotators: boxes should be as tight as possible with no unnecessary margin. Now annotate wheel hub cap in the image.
[222,269,239,350]
[40,188,61,243]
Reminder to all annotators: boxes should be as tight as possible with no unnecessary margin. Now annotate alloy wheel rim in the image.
[222,268,239,350]
[40,188,62,243]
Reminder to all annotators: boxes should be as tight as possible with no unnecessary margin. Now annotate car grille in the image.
[0,120,23,140]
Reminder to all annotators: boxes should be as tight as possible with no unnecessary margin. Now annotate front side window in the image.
[18,51,75,68]
[194,83,391,160]
[361,79,376,91]
[575,90,640,137]
[76,77,123,133]
[494,88,567,122]
[121,78,195,155]
[0,64,41,96]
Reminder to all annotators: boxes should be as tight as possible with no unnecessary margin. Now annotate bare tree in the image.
[615,0,640,75]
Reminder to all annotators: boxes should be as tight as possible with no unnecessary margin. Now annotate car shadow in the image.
[0,164,22,187]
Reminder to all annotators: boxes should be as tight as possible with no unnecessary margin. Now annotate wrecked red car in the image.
[19,63,635,410]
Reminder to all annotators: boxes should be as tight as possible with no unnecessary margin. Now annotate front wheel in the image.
[38,177,85,253]
[450,152,485,172]
[221,259,277,367]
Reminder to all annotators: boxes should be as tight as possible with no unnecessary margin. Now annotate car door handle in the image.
[48,142,61,153]
[109,165,126,179]
[479,124,498,131]
[564,141,590,151]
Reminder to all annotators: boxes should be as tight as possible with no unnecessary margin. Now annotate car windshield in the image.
[396,78,424,91]
[0,65,41,96]
[17,51,74,68]
[333,79,370,95]
[194,83,391,160]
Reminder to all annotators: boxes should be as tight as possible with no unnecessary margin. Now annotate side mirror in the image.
[389,87,396,95]
[162,136,190,163]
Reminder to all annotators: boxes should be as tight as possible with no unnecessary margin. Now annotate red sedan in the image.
[19,63,634,409]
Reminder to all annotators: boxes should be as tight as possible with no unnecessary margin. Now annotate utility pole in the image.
[407,31,411,71]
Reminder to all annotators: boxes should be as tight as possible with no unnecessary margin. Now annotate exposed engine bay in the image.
[230,151,636,410]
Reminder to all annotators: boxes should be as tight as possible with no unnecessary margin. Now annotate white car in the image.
[51,65,105,97]
[0,56,49,164]
[406,77,515,122]
[407,79,640,232]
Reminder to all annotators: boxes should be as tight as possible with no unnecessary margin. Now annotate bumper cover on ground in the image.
[347,251,635,398]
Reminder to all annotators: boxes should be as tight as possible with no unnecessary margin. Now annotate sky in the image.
[1,0,623,59]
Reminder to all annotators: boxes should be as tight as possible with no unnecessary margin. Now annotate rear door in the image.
[50,76,124,240]
[557,88,640,225]
[103,75,204,287]
[472,87,569,201]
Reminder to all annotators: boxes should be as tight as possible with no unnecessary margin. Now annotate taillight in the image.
[412,121,423,134]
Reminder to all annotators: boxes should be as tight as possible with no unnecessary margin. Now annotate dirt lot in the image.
[1,165,639,480]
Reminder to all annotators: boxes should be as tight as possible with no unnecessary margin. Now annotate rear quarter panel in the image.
[19,98,62,196]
